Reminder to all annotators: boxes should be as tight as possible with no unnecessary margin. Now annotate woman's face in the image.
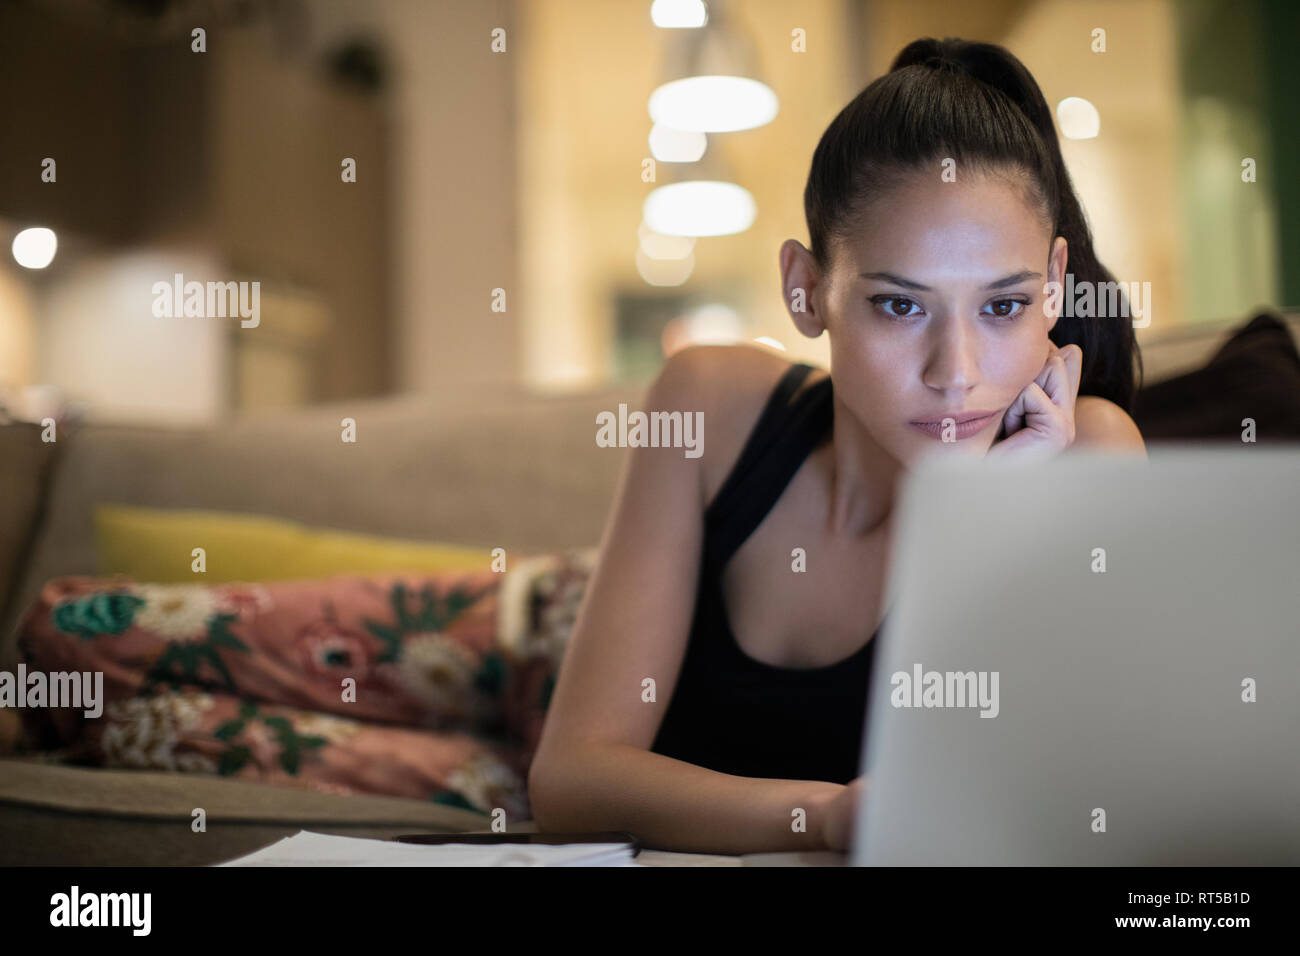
[782,168,1067,467]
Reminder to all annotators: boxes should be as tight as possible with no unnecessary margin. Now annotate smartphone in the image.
[394,831,641,856]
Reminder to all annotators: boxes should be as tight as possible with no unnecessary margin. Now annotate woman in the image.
[528,38,1147,855]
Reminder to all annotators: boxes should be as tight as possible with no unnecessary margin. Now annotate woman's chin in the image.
[903,433,992,467]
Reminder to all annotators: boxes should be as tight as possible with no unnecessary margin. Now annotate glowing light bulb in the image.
[12,227,57,269]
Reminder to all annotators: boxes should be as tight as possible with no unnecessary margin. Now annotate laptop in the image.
[850,446,1300,865]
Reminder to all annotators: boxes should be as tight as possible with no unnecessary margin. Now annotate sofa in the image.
[2,310,1297,866]
[0,380,650,865]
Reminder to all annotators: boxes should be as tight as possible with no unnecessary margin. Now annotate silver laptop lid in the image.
[852,447,1300,865]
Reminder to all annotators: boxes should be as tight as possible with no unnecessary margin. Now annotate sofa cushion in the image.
[496,548,598,759]
[14,570,550,741]
[81,689,533,819]
[10,561,583,809]
[19,575,494,725]
[1134,311,1300,441]
[93,504,494,583]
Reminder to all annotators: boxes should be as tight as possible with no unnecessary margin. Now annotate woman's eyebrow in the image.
[985,269,1042,289]
[859,269,1042,291]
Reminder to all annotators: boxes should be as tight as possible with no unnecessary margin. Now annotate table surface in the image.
[499,822,846,866]
[638,850,847,867]
[502,822,845,866]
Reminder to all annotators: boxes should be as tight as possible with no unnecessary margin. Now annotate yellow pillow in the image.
[94,504,493,583]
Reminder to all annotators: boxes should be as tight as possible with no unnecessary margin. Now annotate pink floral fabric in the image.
[11,559,596,819]
[86,689,531,818]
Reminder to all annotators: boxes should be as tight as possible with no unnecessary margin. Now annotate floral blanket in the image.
[11,550,597,822]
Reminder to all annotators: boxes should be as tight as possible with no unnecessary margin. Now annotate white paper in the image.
[216,830,641,867]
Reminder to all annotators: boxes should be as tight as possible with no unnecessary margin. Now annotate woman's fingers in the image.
[1061,344,1083,398]
[1039,345,1083,409]
[1000,384,1028,436]
[1036,350,1067,404]
[990,345,1083,460]
[1012,381,1055,430]
[987,383,1061,461]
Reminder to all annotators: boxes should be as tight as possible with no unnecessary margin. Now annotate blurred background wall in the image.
[0,0,1294,423]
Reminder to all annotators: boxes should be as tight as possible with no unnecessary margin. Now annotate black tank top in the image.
[649,362,882,783]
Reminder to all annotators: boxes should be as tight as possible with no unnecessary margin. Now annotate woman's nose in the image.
[921,320,981,392]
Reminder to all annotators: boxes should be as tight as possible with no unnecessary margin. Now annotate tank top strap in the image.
[704,363,832,572]
[705,362,814,517]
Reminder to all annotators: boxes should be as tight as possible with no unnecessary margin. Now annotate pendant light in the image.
[647,0,778,133]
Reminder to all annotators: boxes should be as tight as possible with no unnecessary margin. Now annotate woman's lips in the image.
[909,411,1000,440]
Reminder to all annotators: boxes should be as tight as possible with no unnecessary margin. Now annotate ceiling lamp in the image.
[12,227,57,269]
[648,0,777,133]
[644,180,755,237]
[1056,97,1101,139]
[651,0,708,29]
[649,123,707,162]
[638,220,696,259]
[636,247,695,286]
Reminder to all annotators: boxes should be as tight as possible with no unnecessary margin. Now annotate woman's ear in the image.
[779,239,828,338]
[1045,236,1068,333]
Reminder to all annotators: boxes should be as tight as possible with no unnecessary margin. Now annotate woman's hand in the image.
[820,775,867,852]
[986,344,1083,462]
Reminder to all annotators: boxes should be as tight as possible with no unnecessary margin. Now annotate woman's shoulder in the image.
[656,344,825,508]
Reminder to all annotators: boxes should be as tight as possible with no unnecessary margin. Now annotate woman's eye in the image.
[872,295,921,318]
[984,298,1028,320]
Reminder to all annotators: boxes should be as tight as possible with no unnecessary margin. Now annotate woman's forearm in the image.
[528,743,846,855]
